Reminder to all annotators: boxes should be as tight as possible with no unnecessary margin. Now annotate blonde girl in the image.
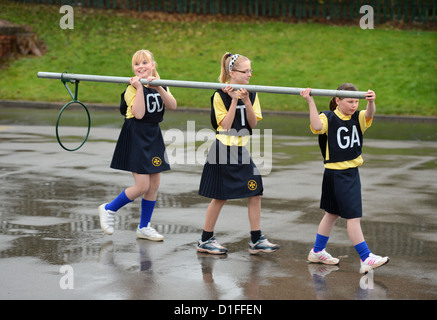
[99,49,177,241]
[197,52,280,255]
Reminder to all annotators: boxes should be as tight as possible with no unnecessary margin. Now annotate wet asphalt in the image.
[0,122,436,303]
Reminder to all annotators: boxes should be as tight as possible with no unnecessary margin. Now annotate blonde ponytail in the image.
[219,52,233,83]
[218,52,250,83]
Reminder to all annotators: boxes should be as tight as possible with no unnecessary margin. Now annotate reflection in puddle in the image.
[0,124,436,299]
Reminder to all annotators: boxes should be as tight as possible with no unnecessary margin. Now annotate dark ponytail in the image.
[329,83,359,111]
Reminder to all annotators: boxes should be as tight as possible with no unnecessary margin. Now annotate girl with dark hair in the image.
[300,84,389,274]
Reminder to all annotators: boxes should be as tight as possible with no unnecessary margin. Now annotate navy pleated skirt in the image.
[320,167,362,219]
[199,139,263,200]
[110,118,170,174]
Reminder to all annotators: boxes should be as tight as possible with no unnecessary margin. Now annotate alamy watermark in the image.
[360,5,375,29]
[60,4,373,30]
[59,265,74,289]
[163,121,273,175]
[359,270,374,290]
[59,5,74,30]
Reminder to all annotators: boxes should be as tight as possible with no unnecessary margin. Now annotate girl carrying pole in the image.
[197,52,280,255]
[99,49,177,240]
[300,83,389,274]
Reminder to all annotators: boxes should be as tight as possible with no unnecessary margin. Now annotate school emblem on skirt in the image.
[152,157,162,167]
[247,180,257,191]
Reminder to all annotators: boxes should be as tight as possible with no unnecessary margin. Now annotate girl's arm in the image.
[219,86,238,130]
[300,88,323,131]
[155,86,177,110]
[148,77,177,111]
[239,89,258,128]
[364,90,376,120]
[130,76,146,119]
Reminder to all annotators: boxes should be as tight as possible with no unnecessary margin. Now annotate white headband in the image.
[229,54,240,72]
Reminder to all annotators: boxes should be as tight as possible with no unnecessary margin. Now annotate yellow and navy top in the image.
[211,90,262,147]
[111,84,172,174]
[122,85,173,121]
[311,107,373,170]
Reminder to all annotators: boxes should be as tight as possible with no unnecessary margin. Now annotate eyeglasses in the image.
[232,69,253,75]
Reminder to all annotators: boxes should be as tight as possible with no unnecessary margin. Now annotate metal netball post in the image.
[38,71,368,99]
[55,73,91,152]
[38,71,368,151]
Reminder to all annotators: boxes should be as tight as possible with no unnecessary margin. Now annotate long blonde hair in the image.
[131,49,160,78]
[218,52,250,83]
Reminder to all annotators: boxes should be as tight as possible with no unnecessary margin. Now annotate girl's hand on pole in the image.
[300,88,314,102]
[223,85,239,100]
[237,88,250,104]
[365,90,376,102]
[365,90,376,120]
[301,88,322,131]
[146,76,159,90]
[130,76,142,89]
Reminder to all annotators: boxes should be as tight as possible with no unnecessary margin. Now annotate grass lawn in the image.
[1,1,436,116]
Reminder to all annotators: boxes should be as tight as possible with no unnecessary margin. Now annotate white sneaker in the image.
[197,237,228,255]
[360,253,389,274]
[308,248,340,265]
[136,223,164,241]
[248,236,280,254]
[99,203,115,235]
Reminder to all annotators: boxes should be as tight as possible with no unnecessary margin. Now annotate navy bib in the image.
[120,86,167,123]
[318,110,363,163]
[210,90,257,136]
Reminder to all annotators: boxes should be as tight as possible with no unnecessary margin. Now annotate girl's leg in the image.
[143,173,161,201]
[203,199,226,235]
[347,218,365,246]
[131,173,164,241]
[99,175,143,235]
[313,212,339,252]
[197,199,228,254]
[348,218,371,261]
[347,218,389,273]
[308,212,339,264]
[125,173,151,200]
[139,173,160,228]
[248,195,261,231]
[247,196,279,253]
[248,195,261,243]
[104,190,133,212]
[317,211,339,237]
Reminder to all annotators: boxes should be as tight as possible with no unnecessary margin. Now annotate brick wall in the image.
[0,35,17,58]
[0,20,25,58]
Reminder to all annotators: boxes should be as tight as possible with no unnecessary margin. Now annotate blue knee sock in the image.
[313,233,329,253]
[139,199,156,228]
[105,190,133,212]
[354,241,371,261]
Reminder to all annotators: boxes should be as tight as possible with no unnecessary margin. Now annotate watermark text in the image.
[60,5,74,30]
[59,264,74,289]
[360,5,374,29]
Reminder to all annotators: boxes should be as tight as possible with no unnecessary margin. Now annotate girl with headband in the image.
[197,52,280,255]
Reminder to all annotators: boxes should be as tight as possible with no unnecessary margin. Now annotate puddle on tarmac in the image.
[0,109,436,299]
